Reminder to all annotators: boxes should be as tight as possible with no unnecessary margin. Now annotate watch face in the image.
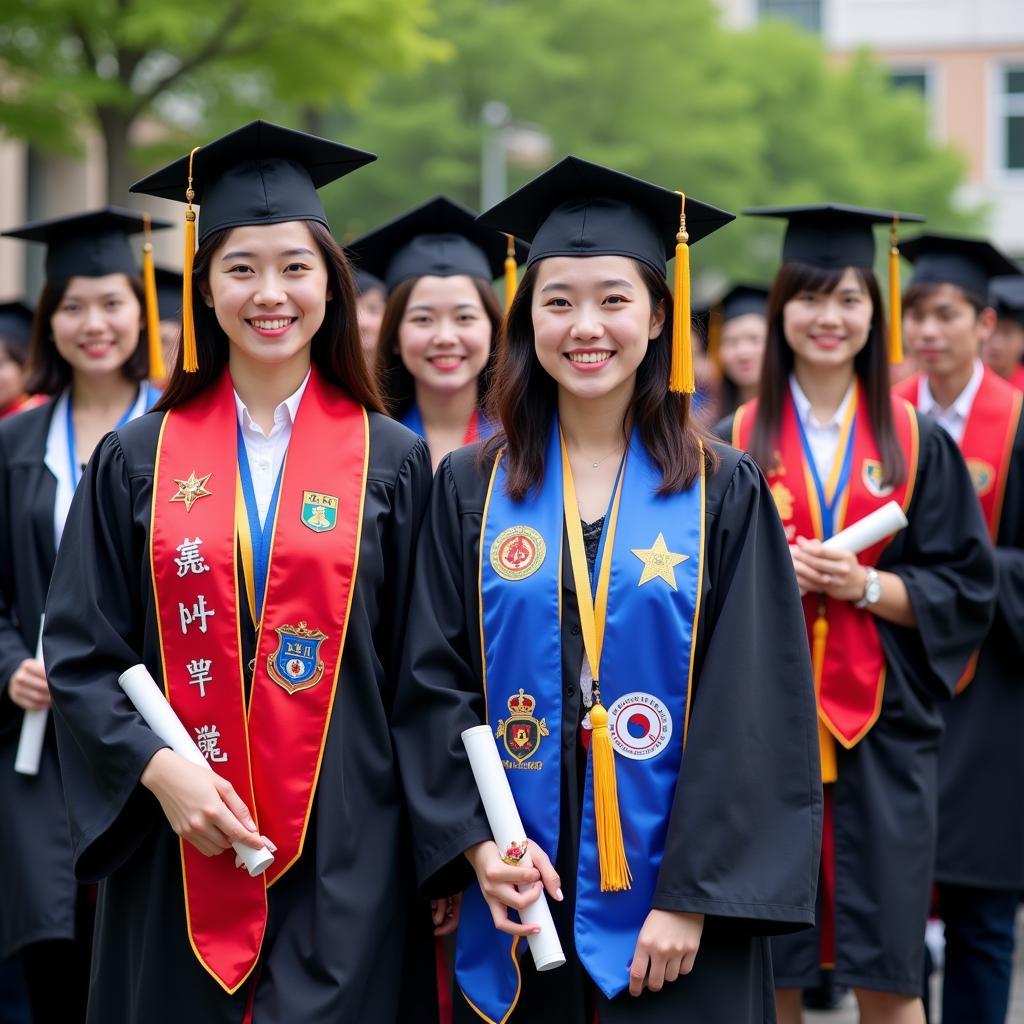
[866,577,882,603]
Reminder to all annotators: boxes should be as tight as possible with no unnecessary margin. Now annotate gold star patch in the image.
[631,532,688,590]
[170,471,212,512]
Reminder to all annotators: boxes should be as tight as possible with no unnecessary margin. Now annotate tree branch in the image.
[70,17,99,73]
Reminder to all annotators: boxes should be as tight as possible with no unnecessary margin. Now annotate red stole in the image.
[150,368,368,993]
[895,367,1022,689]
[1009,365,1024,392]
[733,388,919,776]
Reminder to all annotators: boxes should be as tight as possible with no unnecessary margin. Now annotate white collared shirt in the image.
[789,375,857,483]
[916,359,984,445]
[234,372,309,527]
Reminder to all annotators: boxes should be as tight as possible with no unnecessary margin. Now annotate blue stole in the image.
[399,402,493,444]
[458,423,704,1020]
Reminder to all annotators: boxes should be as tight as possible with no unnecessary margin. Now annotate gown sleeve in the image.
[0,429,33,706]
[42,431,168,882]
[391,452,493,898]
[881,416,997,697]
[991,427,1024,658]
[652,452,822,933]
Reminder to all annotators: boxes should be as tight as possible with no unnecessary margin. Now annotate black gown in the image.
[43,407,439,1024]
[936,413,1024,890]
[716,409,997,996]
[393,440,823,1024]
[0,399,77,957]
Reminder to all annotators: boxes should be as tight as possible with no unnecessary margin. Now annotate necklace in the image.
[587,445,623,469]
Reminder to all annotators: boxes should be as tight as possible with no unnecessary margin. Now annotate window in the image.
[890,70,928,96]
[757,0,821,32]
[1003,67,1024,172]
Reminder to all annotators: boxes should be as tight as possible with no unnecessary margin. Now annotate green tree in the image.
[0,0,446,200]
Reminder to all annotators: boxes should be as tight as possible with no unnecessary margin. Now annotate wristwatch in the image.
[854,567,881,609]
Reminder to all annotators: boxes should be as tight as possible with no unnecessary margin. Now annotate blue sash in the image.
[458,423,704,1019]
[399,402,492,443]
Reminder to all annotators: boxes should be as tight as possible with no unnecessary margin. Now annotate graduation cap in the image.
[154,267,183,320]
[353,268,385,297]
[901,233,1020,306]
[478,156,735,393]
[703,284,770,368]
[3,207,172,379]
[0,301,34,360]
[743,203,926,363]
[130,119,377,373]
[347,196,528,307]
[990,275,1024,326]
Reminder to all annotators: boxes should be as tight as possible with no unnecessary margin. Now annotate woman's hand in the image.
[431,892,463,936]
[464,840,562,936]
[791,537,867,602]
[140,748,265,858]
[8,659,49,711]
[628,910,704,996]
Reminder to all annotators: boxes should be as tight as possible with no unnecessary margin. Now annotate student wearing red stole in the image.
[718,206,997,1024]
[982,274,1024,391]
[394,158,822,1024]
[895,234,1024,1024]
[349,198,527,471]
[41,122,440,1023]
[0,209,167,1022]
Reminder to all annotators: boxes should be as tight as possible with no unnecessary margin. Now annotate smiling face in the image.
[903,283,993,378]
[718,312,767,389]
[781,267,873,371]
[531,255,665,403]
[203,221,330,370]
[49,274,142,379]
[397,275,492,396]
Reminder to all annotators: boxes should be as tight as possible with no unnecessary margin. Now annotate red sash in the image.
[150,368,368,992]
[895,368,1022,689]
[1009,365,1024,393]
[733,388,919,761]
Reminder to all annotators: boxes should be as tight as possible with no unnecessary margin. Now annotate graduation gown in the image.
[393,441,823,1024]
[0,386,153,957]
[717,408,997,995]
[43,406,438,1023]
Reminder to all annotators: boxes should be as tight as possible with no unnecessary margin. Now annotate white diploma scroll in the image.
[461,724,566,972]
[118,664,274,877]
[822,501,908,555]
[14,617,47,776]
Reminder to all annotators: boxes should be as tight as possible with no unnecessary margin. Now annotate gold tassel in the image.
[812,605,837,784]
[141,213,166,382]
[889,215,903,366]
[181,146,201,374]
[670,192,695,394]
[588,701,632,892]
[504,234,518,310]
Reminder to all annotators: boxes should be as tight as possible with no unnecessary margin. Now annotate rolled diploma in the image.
[14,617,47,776]
[461,724,565,971]
[118,664,274,876]
[822,501,908,554]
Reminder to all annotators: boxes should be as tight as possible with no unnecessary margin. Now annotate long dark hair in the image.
[374,275,503,418]
[25,275,150,395]
[156,220,382,412]
[749,261,905,488]
[484,260,714,501]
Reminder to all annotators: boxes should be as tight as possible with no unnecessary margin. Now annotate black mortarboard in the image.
[348,196,528,293]
[130,119,376,244]
[353,268,385,297]
[2,207,171,280]
[155,267,183,320]
[743,203,924,269]
[0,301,34,359]
[901,233,1020,303]
[478,156,734,393]
[719,283,770,322]
[129,120,376,373]
[990,275,1024,326]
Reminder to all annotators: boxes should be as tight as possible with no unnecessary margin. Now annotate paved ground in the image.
[806,911,1024,1022]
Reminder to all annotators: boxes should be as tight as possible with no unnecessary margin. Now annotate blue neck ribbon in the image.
[236,424,285,620]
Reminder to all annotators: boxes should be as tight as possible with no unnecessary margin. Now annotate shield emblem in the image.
[495,688,549,764]
[267,621,327,694]
[966,458,995,497]
[302,490,338,533]
[862,459,894,498]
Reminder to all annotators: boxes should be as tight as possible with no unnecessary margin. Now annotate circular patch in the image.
[490,526,546,581]
[608,691,673,761]
[966,458,995,498]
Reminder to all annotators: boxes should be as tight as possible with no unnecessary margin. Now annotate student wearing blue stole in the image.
[349,197,527,470]
[0,209,165,1022]
[395,158,823,1023]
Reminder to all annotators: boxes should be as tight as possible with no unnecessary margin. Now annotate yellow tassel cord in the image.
[181,146,201,374]
[889,215,903,366]
[504,234,518,310]
[812,603,837,784]
[589,701,633,892]
[670,192,695,394]
[141,213,166,382]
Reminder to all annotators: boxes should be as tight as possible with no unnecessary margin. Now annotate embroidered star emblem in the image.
[631,532,688,590]
[170,471,213,512]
